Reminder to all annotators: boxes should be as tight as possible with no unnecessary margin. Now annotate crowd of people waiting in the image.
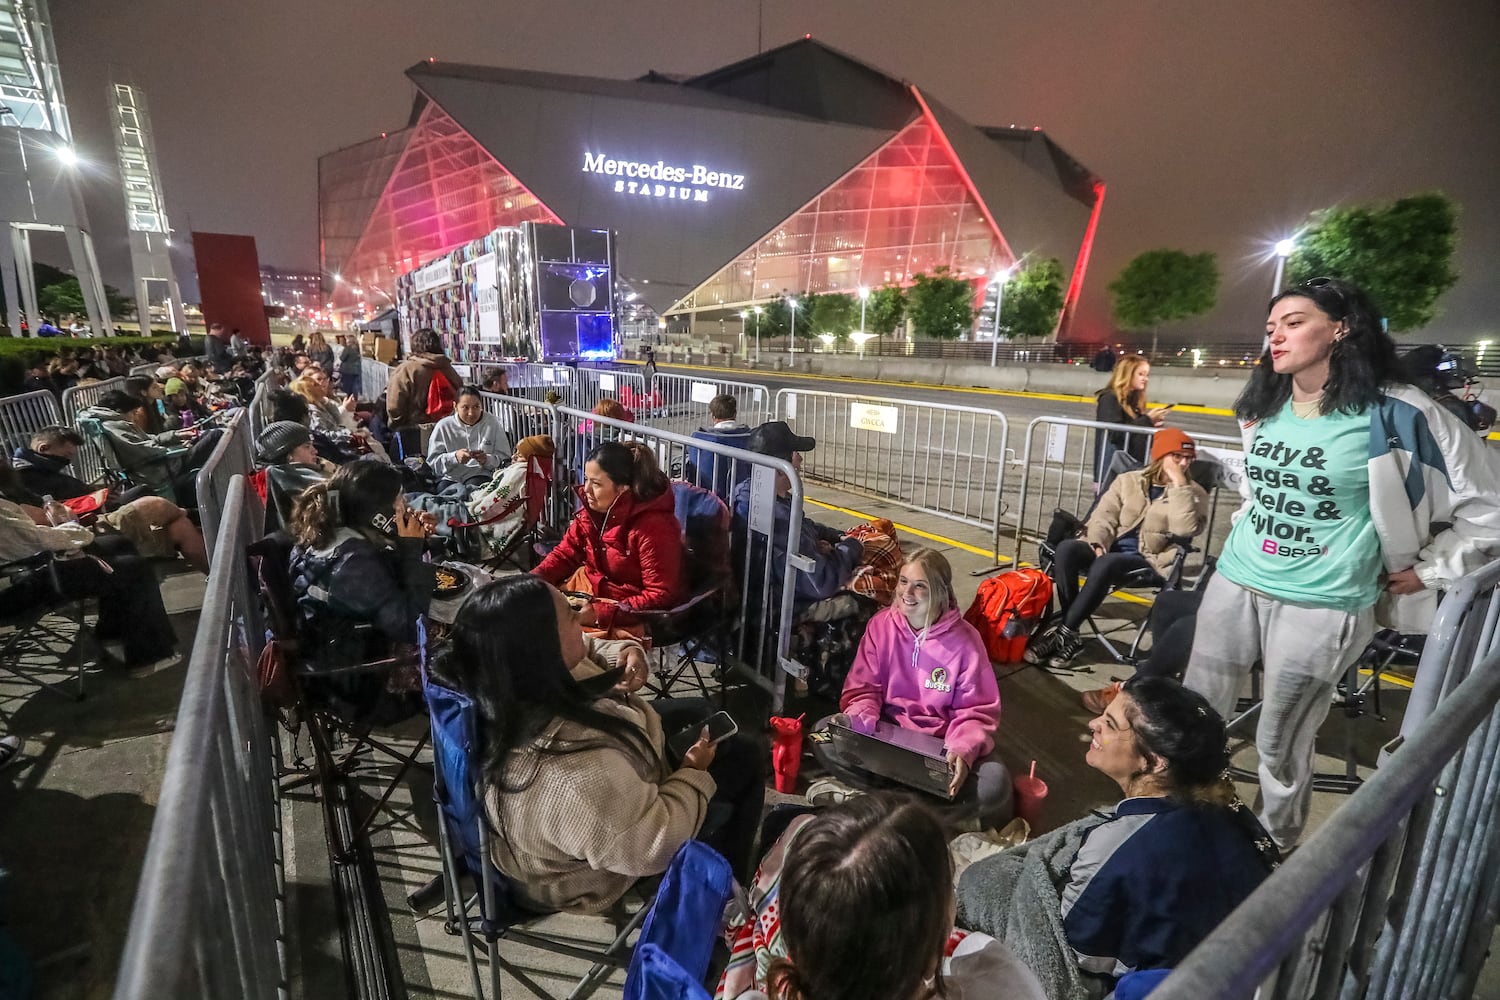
[10,275,1497,998]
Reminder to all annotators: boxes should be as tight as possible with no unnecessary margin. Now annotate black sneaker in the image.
[0,735,24,771]
[1047,626,1085,668]
[1023,624,1062,664]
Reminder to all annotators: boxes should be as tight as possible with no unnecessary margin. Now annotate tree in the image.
[808,291,857,342]
[865,285,906,336]
[37,279,86,319]
[906,266,975,340]
[759,293,803,342]
[1107,249,1219,356]
[998,257,1067,339]
[1285,192,1458,332]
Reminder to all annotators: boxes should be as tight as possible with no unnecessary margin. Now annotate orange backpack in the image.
[964,568,1054,664]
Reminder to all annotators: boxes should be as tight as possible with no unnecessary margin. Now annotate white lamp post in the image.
[738,310,748,359]
[753,306,763,363]
[989,265,1013,368]
[1273,238,1296,295]
[858,286,870,346]
[787,297,798,365]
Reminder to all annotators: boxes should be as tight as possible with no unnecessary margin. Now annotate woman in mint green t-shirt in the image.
[1182,277,1500,849]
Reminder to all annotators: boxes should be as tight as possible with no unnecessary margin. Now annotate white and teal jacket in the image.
[1235,384,1500,632]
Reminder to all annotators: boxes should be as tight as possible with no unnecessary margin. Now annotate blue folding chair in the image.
[422,672,652,999]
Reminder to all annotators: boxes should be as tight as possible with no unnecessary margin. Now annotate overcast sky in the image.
[51,0,1499,343]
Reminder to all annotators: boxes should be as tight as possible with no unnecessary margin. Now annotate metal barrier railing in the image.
[1155,558,1500,1000]
[60,377,127,485]
[556,404,807,709]
[247,369,280,441]
[115,477,285,999]
[570,366,647,415]
[0,388,65,461]
[1008,416,1244,569]
[775,387,1011,563]
[360,357,391,401]
[646,371,770,437]
[194,409,256,555]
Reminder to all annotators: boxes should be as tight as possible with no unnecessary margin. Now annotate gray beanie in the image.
[256,421,313,464]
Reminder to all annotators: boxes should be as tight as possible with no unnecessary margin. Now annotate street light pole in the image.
[1273,237,1296,296]
[738,310,747,360]
[787,297,798,366]
[858,286,870,349]
[753,306,762,363]
[989,266,1012,368]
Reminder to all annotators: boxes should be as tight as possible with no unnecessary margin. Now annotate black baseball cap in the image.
[746,420,815,461]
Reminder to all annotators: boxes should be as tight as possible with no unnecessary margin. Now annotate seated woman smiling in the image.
[432,574,763,914]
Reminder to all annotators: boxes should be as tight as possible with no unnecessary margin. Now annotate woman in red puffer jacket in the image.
[534,440,686,631]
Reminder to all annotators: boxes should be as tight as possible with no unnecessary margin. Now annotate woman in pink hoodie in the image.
[835,548,1012,828]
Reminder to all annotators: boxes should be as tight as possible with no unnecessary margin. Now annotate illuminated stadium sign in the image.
[581,151,746,202]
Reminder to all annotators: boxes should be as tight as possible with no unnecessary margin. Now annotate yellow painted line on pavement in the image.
[623,359,1237,417]
[802,496,1006,561]
[1359,668,1415,690]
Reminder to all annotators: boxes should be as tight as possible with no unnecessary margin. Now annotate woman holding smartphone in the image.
[1093,356,1172,482]
[432,574,764,911]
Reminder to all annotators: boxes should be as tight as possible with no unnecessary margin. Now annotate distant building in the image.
[259,266,324,315]
[318,37,1104,339]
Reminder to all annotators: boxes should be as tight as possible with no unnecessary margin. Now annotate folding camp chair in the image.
[247,532,430,862]
[0,554,92,701]
[445,455,556,571]
[421,672,654,1000]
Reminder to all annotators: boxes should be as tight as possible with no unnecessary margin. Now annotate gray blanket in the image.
[955,816,1112,1000]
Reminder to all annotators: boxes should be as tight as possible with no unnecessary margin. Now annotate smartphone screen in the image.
[669,711,738,759]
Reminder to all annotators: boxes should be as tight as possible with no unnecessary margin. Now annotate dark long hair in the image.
[289,461,403,547]
[1235,277,1402,423]
[586,440,669,501]
[767,793,954,1000]
[428,575,659,786]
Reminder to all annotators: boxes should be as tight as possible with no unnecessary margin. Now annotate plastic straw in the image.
[1029,760,1037,781]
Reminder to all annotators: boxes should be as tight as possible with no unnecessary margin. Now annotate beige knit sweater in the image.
[485,636,717,914]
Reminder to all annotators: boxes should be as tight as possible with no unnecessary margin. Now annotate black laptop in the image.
[827,719,955,799]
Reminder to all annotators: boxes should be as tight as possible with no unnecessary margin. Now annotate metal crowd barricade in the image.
[247,369,279,440]
[195,408,256,554]
[1155,558,1500,1000]
[505,362,575,402]
[360,357,391,401]
[558,404,807,709]
[0,388,65,459]
[60,376,127,484]
[479,390,576,532]
[570,365,647,415]
[775,387,1011,563]
[646,371,770,436]
[1008,416,1245,569]
[115,477,286,999]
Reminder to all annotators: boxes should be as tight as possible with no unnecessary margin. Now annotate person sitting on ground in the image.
[718,793,1046,1000]
[162,376,212,430]
[0,492,181,674]
[956,677,1278,988]
[431,574,764,912]
[828,548,1012,828]
[1093,356,1171,483]
[685,393,754,498]
[731,421,862,611]
[1026,428,1209,670]
[533,440,685,633]
[7,428,208,573]
[78,389,221,504]
[289,461,437,683]
[465,435,556,557]
[426,386,511,491]
[291,368,358,437]
[257,420,335,522]
[385,327,461,428]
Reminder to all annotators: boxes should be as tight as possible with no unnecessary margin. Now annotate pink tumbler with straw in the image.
[1012,759,1049,827]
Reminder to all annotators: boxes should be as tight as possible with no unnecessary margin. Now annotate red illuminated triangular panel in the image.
[337,103,562,307]
[677,116,1008,311]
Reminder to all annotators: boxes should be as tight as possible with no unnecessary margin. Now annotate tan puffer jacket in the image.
[1084,469,1210,576]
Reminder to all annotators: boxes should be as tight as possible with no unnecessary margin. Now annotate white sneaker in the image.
[805,777,861,806]
[128,653,182,678]
[0,735,23,770]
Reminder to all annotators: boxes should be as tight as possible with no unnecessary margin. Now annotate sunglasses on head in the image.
[1288,276,1350,319]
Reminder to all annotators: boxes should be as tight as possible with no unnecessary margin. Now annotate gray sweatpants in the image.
[1183,574,1375,849]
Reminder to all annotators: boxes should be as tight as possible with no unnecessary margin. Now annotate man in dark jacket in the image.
[9,427,155,505]
[385,328,461,428]
[684,394,754,500]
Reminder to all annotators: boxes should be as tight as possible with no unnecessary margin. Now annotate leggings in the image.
[653,698,767,881]
[1050,539,1158,630]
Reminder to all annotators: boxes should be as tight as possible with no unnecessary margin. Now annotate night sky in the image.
[51,0,1499,343]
